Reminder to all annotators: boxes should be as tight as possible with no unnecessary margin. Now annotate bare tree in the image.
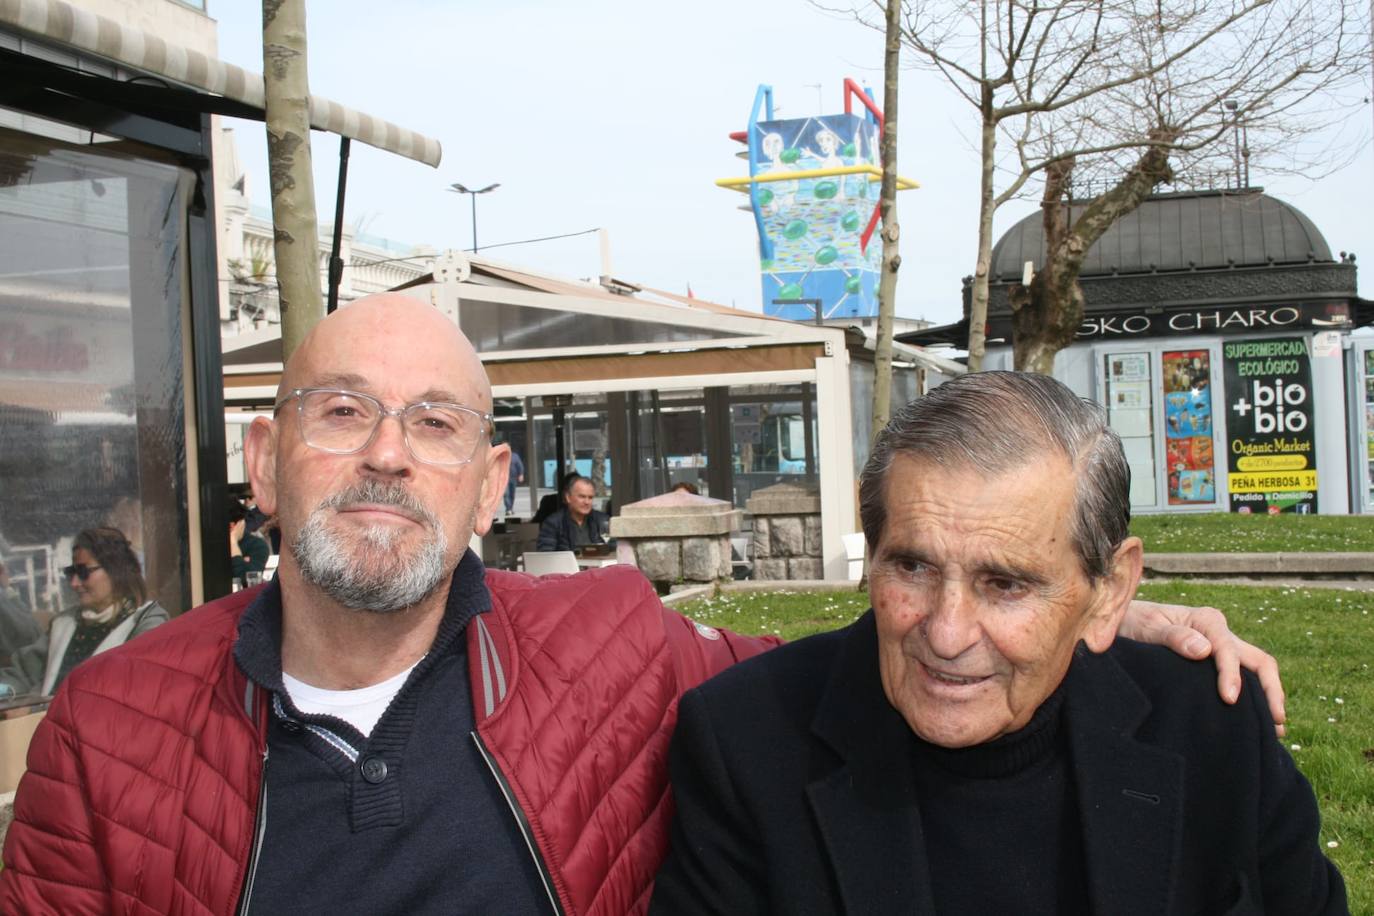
[263,0,323,360]
[843,0,1366,371]
[872,0,903,439]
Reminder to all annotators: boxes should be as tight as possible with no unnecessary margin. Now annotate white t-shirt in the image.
[282,659,421,738]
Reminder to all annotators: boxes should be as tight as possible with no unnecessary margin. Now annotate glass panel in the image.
[730,384,818,506]
[1161,349,1217,506]
[626,389,706,500]
[1103,352,1158,509]
[456,298,745,352]
[532,401,612,510]
[848,359,874,478]
[0,128,191,670]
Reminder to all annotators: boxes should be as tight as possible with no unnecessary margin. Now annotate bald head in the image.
[280,293,491,412]
[246,291,511,618]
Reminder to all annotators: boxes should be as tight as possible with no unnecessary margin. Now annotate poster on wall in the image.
[1222,337,1317,514]
[1161,350,1217,505]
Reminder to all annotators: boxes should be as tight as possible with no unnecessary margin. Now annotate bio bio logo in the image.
[1231,378,1308,433]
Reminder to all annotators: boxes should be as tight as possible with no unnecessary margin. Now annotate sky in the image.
[210,0,1374,327]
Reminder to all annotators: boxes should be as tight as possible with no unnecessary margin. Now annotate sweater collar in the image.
[909,678,1068,779]
[234,548,491,694]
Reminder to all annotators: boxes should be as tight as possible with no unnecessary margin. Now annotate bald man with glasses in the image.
[2,294,1287,915]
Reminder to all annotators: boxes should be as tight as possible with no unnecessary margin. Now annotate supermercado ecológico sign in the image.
[1222,338,1316,514]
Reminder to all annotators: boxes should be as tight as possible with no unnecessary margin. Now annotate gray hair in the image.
[859,371,1131,580]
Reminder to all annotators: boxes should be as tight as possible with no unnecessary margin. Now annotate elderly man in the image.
[1,301,1285,915]
[651,372,1343,915]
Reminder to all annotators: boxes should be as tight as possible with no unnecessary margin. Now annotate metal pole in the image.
[326,136,350,314]
[1233,114,1242,189]
[772,297,825,325]
[1224,100,1241,189]
[470,194,478,253]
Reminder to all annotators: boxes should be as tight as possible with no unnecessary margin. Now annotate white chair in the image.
[841,532,867,582]
[729,535,752,579]
[522,551,580,576]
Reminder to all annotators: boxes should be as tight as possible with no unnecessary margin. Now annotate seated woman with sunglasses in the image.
[0,528,168,697]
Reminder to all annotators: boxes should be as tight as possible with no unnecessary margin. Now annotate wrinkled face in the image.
[867,455,1123,748]
[565,479,595,522]
[247,300,508,612]
[69,547,114,611]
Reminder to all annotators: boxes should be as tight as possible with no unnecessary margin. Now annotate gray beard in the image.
[291,479,450,613]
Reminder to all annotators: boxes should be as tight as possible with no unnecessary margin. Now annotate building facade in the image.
[904,188,1370,515]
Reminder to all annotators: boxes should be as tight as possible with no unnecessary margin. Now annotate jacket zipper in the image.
[472,731,566,916]
[235,748,270,916]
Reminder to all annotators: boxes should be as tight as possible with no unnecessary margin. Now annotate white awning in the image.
[0,0,442,167]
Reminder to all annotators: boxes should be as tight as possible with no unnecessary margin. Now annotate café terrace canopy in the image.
[221,251,963,579]
[0,0,441,167]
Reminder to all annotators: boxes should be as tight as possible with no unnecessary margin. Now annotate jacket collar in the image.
[807,613,1184,916]
[807,611,937,914]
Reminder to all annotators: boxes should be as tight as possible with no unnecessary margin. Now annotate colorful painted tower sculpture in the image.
[718,79,917,321]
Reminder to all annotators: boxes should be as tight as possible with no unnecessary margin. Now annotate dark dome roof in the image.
[990,189,1332,281]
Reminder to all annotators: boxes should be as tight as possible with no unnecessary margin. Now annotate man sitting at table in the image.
[652,371,1344,915]
[536,473,610,551]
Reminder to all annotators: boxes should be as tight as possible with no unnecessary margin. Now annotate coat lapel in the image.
[1066,649,1186,916]
[807,613,937,915]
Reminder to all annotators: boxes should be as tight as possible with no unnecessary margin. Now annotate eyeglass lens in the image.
[64,564,101,581]
[297,390,484,465]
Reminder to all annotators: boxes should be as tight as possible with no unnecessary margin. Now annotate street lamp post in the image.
[448,181,500,252]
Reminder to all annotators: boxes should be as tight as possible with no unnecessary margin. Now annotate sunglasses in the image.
[63,563,104,581]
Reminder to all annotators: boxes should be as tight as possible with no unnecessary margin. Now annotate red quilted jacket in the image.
[0,564,776,915]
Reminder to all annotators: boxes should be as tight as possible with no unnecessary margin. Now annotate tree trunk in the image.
[966,93,997,371]
[1010,133,1176,374]
[871,0,902,440]
[263,0,323,361]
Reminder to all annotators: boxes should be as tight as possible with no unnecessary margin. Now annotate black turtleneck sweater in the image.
[910,684,1090,915]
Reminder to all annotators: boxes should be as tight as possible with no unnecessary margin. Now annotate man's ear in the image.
[243,417,279,516]
[471,443,511,538]
[1080,535,1144,653]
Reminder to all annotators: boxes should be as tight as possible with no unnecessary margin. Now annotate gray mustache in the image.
[320,479,437,527]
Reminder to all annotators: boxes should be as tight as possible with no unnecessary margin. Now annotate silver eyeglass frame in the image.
[273,387,495,466]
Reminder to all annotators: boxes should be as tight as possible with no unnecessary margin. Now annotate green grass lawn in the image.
[678,582,1374,910]
[1130,511,1374,553]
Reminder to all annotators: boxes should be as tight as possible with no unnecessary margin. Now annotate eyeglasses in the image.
[274,388,494,467]
[63,564,103,581]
